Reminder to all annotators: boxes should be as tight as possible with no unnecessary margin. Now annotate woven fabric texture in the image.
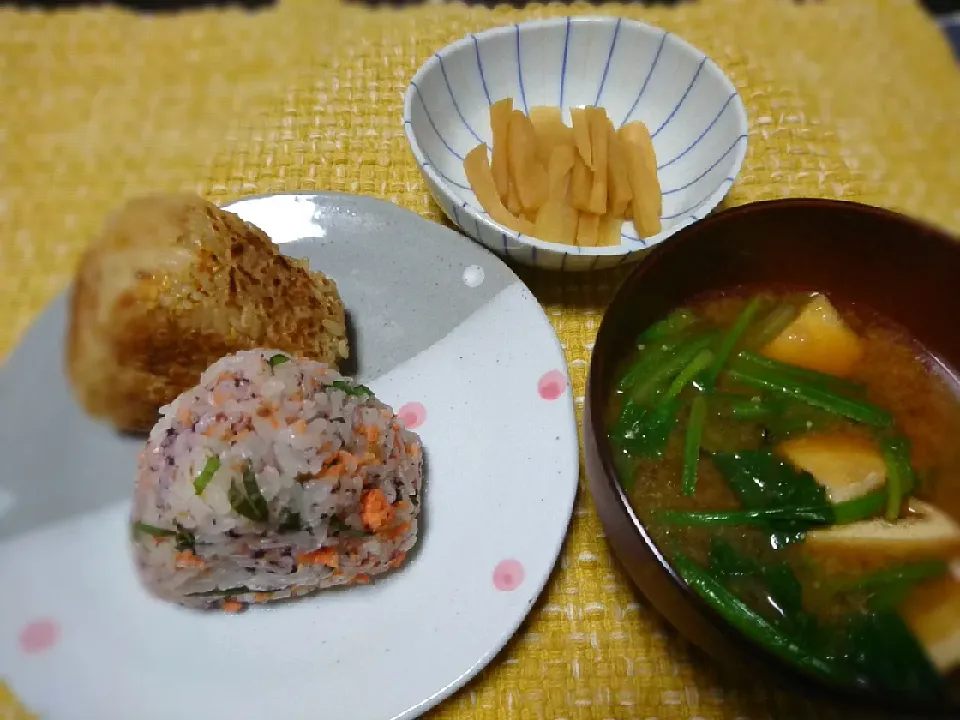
[2,0,959,717]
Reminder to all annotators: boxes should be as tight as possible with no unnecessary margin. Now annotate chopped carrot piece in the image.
[389,552,407,569]
[366,424,380,443]
[361,489,396,531]
[222,600,244,613]
[379,521,412,541]
[175,550,204,568]
[351,574,371,585]
[291,419,308,434]
[319,450,356,478]
[297,547,340,569]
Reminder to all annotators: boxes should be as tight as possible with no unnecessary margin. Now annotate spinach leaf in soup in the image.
[710,449,828,545]
[707,539,811,634]
[837,610,944,700]
[611,398,681,461]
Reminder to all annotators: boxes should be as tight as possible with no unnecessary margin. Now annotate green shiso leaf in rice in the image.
[329,516,373,537]
[132,521,195,552]
[186,585,252,598]
[229,464,269,522]
[132,522,177,539]
[174,524,196,553]
[331,380,373,397]
[278,508,304,533]
[193,455,220,495]
[268,353,290,368]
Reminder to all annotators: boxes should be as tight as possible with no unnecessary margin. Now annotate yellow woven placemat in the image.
[2,0,959,717]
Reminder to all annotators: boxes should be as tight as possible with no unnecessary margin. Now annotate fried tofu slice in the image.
[900,570,960,674]
[806,500,960,562]
[66,193,349,432]
[777,433,887,504]
[760,294,864,377]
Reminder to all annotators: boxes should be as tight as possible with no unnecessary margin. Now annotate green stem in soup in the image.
[741,302,800,350]
[709,393,835,441]
[618,336,688,392]
[829,488,888,524]
[665,349,714,399]
[726,362,892,428]
[714,393,775,421]
[760,403,838,443]
[880,436,917,521]
[657,488,887,529]
[672,551,844,680]
[735,350,864,396]
[638,308,699,343]
[682,395,708,496]
[840,560,949,610]
[857,561,948,594]
[628,331,721,405]
[613,345,717,462]
[658,506,833,527]
[702,297,764,390]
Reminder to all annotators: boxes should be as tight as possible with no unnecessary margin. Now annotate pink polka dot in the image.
[537,370,567,401]
[397,401,427,430]
[493,559,525,591]
[18,619,59,654]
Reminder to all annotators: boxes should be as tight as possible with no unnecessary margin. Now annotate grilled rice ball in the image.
[66,193,349,433]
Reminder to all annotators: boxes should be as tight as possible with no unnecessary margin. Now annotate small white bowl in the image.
[403,16,749,272]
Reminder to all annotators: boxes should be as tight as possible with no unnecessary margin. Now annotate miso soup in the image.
[606,287,960,701]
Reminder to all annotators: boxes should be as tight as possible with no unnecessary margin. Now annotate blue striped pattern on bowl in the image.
[404,16,748,271]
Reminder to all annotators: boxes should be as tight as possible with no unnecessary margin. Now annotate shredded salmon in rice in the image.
[297,547,339,569]
[130,349,424,611]
[361,489,395,531]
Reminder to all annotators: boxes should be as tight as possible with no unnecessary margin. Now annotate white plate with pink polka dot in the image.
[0,193,579,720]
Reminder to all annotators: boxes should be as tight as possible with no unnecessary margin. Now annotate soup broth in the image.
[606,287,960,701]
